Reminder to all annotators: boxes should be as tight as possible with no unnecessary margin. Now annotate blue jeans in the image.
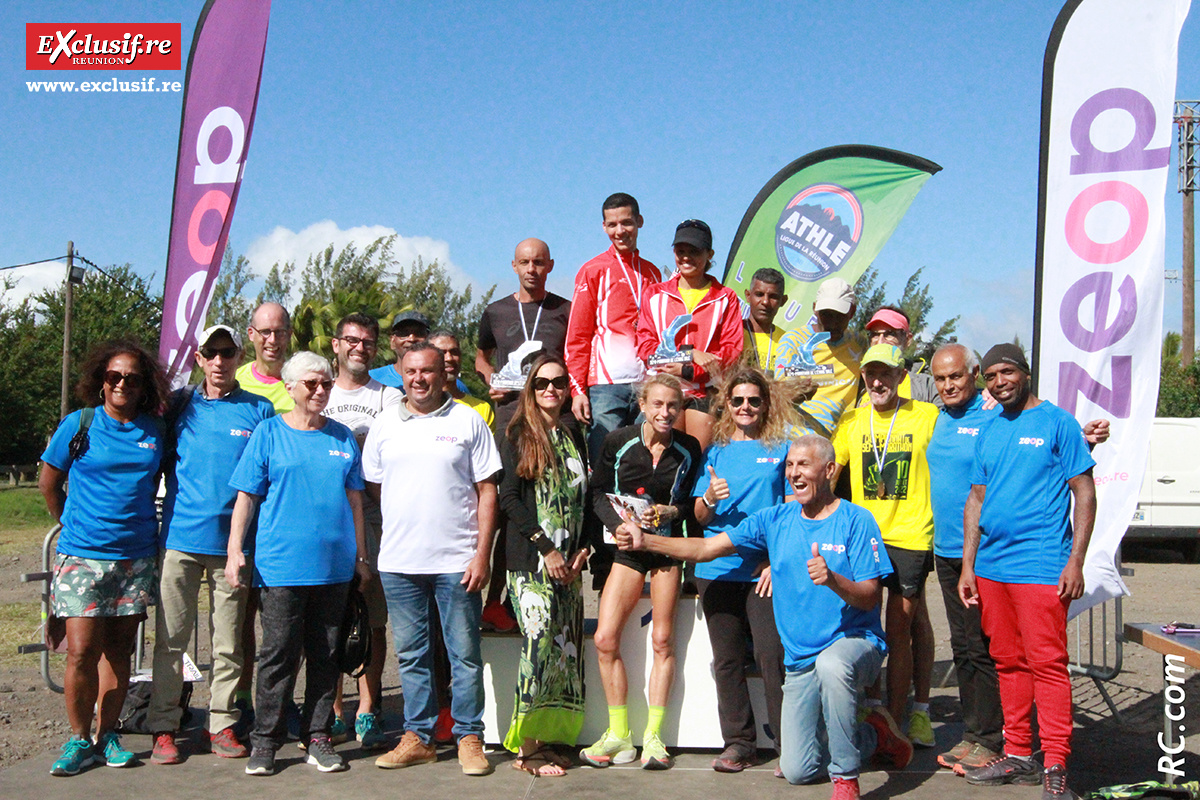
[780,636,884,783]
[379,571,484,742]
[586,382,641,463]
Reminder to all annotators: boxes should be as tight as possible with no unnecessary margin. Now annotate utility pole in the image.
[60,241,74,419]
[1177,101,1198,366]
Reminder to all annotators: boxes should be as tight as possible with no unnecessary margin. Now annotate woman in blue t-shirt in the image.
[692,367,808,773]
[39,340,169,775]
[225,351,370,776]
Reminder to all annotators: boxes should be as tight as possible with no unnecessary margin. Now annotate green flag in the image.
[723,145,941,332]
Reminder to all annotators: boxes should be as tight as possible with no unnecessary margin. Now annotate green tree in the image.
[850,266,959,364]
[1157,331,1200,417]
[206,249,255,335]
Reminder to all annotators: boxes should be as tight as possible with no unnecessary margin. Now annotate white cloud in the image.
[242,220,479,304]
[1,259,69,306]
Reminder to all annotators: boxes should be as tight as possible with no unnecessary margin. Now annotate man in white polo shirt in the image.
[362,342,501,777]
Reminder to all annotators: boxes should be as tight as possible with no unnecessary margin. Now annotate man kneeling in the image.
[616,434,912,799]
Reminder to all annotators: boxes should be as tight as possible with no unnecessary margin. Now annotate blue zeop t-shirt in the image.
[228,415,365,587]
[728,500,891,671]
[42,407,163,560]
[161,387,275,556]
[693,438,791,582]
[927,394,999,559]
[970,401,1095,585]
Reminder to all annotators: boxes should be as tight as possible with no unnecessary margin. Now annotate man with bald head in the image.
[237,302,294,413]
[474,238,571,629]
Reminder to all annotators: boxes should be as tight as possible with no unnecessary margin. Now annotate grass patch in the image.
[0,488,56,555]
[0,600,62,670]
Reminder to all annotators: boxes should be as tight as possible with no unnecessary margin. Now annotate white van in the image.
[1126,417,1200,560]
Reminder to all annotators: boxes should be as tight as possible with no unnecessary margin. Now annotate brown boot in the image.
[457,734,493,776]
[375,731,436,769]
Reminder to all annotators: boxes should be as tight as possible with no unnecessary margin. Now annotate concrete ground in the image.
[2,557,1198,798]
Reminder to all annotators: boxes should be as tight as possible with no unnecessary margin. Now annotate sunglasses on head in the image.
[532,375,569,391]
[104,370,144,389]
[729,395,763,409]
[200,345,239,360]
[299,378,334,392]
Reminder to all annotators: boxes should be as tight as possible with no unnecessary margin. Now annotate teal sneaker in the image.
[640,731,673,770]
[330,715,350,745]
[356,712,388,751]
[50,735,94,776]
[580,728,636,767]
[96,731,137,767]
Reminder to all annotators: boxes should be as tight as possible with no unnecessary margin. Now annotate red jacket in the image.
[636,274,745,398]
[564,247,661,397]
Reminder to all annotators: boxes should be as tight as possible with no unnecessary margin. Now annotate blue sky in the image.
[3,1,1198,353]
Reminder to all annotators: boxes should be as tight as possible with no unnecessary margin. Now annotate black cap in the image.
[981,343,1030,374]
[672,219,713,250]
[390,310,430,333]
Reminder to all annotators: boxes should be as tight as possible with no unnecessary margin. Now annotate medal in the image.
[877,481,887,500]
[868,402,900,502]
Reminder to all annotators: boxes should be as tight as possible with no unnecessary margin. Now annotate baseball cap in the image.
[861,343,905,369]
[672,219,713,250]
[813,278,855,314]
[390,310,431,333]
[865,308,910,333]
[199,324,242,349]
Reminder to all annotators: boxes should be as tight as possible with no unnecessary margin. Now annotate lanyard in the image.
[756,326,776,371]
[869,403,900,499]
[516,294,544,343]
[616,250,644,311]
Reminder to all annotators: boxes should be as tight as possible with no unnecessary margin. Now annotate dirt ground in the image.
[2,531,1198,787]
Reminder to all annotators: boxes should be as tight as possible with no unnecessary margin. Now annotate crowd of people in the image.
[37,192,1110,800]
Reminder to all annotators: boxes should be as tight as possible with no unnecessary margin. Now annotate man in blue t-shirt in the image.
[958,344,1097,800]
[147,325,275,765]
[617,434,913,800]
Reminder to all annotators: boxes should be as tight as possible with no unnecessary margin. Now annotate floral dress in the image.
[502,427,588,750]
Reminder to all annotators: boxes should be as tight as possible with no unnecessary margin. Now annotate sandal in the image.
[513,750,567,777]
[533,746,572,769]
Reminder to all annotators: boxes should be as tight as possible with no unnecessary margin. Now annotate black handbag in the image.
[337,578,373,678]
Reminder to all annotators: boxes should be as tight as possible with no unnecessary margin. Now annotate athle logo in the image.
[26,23,181,70]
[774,184,863,282]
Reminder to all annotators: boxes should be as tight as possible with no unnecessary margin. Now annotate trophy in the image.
[777,330,833,381]
[647,314,694,367]
[490,339,544,390]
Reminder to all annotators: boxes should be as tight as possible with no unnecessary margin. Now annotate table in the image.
[1123,622,1200,784]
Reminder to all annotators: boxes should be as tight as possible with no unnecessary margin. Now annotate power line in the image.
[0,256,67,271]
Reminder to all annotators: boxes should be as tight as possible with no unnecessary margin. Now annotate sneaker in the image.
[865,708,913,769]
[640,731,672,770]
[306,734,347,773]
[50,735,94,776]
[1043,764,1079,800]
[151,731,182,765]
[356,712,388,751]
[481,601,518,633]
[375,730,437,769]
[964,753,1042,786]
[330,715,350,745]
[906,710,936,748]
[937,740,971,769]
[831,776,861,800]
[96,731,136,767]
[434,707,454,744]
[580,728,636,767]
[711,744,754,773]
[458,734,493,776]
[952,742,1002,775]
[209,726,249,758]
[245,747,276,776]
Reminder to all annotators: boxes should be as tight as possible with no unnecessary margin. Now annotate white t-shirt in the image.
[325,379,403,449]
[362,395,502,574]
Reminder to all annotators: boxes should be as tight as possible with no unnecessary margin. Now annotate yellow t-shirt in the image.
[832,398,937,551]
[235,362,294,413]
[679,282,710,312]
[776,327,861,437]
[455,394,495,431]
[742,325,786,373]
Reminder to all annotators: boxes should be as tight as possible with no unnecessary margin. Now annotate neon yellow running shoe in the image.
[580,728,636,767]
[640,731,672,770]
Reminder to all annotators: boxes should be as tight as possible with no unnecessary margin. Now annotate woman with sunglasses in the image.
[497,355,590,776]
[225,351,371,777]
[693,367,809,773]
[636,219,744,452]
[582,373,702,771]
[38,339,170,775]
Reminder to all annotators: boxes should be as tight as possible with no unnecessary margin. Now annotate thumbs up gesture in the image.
[807,541,830,586]
[704,465,730,506]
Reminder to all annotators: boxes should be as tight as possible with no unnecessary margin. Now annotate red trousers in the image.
[977,577,1073,767]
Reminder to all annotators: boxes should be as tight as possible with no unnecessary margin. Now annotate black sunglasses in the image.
[532,375,569,391]
[729,395,763,409]
[104,370,144,389]
[199,346,239,360]
[299,378,334,392]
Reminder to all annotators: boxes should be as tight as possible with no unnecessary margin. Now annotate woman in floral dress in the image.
[498,354,591,776]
